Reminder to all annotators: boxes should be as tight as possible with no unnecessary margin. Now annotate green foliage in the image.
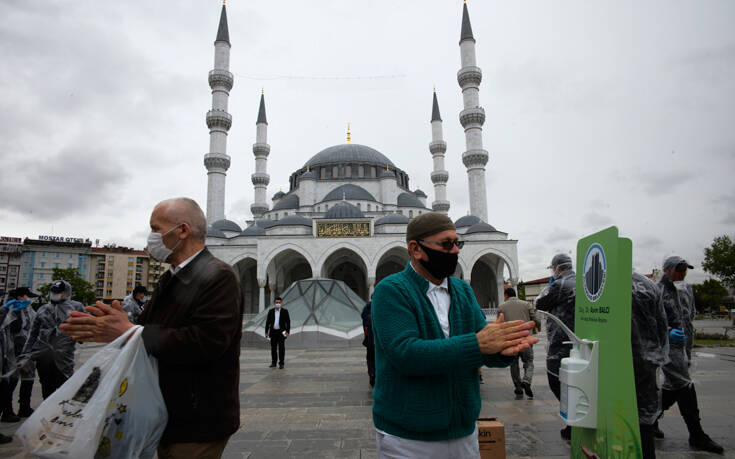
[692,279,730,312]
[37,267,95,305]
[702,235,735,290]
[517,283,526,300]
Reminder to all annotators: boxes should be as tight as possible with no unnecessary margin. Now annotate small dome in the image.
[272,215,313,227]
[455,215,482,228]
[241,225,266,236]
[465,222,498,234]
[300,170,317,179]
[378,169,395,178]
[323,184,376,202]
[324,201,365,219]
[304,143,396,169]
[272,190,285,200]
[397,192,424,208]
[374,213,410,225]
[255,219,278,229]
[272,194,300,211]
[413,189,427,197]
[206,226,227,238]
[211,219,242,232]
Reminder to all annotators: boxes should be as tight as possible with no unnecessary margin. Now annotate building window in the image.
[367,204,371,211]
[107,282,113,287]
[332,166,339,178]
[409,210,414,218]
[23,273,27,278]
[107,272,113,278]
[54,263,59,268]
[40,274,44,279]
[56,253,60,258]
[356,202,360,209]
[41,252,46,257]
[128,257,134,262]
[40,262,45,268]
[109,256,115,261]
[358,165,364,177]
[69,254,73,259]
[68,263,73,268]
[397,210,403,215]
[320,168,326,179]
[106,290,112,296]
[344,165,351,177]
[371,167,377,178]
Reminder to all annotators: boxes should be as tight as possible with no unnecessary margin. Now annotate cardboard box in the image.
[477,417,505,459]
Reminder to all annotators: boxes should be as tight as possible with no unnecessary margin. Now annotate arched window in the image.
[367,204,371,211]
[371,167,377,178]
[320,168,326,179]
[358,166,364,177]
[332,166,339,178]
[409,210,414,218]
[356,202,361,209]
[345,165,351,177]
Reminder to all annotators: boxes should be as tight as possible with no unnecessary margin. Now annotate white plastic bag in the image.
[16,326,167,458]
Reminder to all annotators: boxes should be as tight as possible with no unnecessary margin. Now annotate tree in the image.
[692,279,729,312]
[37,267,96,306]
[702,235,735,290]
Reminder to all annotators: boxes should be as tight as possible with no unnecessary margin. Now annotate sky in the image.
[1,0,733,284]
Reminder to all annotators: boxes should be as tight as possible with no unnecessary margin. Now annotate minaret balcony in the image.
[429,140,447,155]
[459,107,485,128]
[204,153,231,171]
[457,66,482,88]
[252,143,271,157]
[432,201,451,212]
[430,170,449,184]
[208,69,234,91]
[250,204,268,216]
[462,149,489,168]
[206,110,232,131]
[251,172,270,186]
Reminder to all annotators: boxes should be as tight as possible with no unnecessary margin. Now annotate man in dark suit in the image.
[61,197,243,459]
[265,297,290,369]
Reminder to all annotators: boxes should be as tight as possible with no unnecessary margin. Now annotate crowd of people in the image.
[0,203,726,458]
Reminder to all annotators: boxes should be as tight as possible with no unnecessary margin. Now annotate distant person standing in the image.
[535,253,576,440]
[655,256,723,454]
[121,285,148,324]
[265,297,290,369]
[361,300,375,387]
[499,287,540,399]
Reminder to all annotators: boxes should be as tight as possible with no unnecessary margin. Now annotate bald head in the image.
[154,198,207,241]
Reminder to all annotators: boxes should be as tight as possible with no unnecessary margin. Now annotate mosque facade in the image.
[203,3,520,314]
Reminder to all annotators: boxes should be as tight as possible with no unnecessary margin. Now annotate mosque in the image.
[203,3,520,315]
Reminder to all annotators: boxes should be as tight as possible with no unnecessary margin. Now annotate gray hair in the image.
[157,197,207,241]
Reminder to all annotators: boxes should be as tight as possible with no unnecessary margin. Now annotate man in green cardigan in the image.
[371,212,538,458]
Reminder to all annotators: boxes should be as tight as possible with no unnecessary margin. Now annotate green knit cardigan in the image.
[371,263,512,441]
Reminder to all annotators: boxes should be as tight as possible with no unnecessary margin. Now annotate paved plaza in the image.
[1,335,733,458]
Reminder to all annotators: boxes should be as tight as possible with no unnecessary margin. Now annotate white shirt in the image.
[273,307,281,329]
[170,248,204,275]
[410,262,451,338]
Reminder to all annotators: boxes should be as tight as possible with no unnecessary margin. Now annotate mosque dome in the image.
[272,194,300,210]
[211,219,242,232]
[272,190,286,200]
[413,189,427,197]
[454,215,482,228]
[324,201,365,219]
[304,144,395,168]
[465,222,498,234]
[323,184,377,202]
[374,213,410,225]
[378,169,395,178]
[241,225,266,236]
[397,192,425,208]
[255,219,278,229]
[272,215,313,227]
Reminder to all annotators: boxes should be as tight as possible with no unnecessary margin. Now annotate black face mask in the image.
[418,242,458,280]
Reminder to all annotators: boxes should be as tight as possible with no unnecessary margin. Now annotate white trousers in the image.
[375,427,480,459]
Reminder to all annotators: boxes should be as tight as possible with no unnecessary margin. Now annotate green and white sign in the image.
[571,226,638,458]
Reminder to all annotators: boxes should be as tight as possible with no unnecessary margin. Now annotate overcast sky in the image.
[1,0,733,284]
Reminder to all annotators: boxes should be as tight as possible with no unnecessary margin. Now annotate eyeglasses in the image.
[418,239,464,250]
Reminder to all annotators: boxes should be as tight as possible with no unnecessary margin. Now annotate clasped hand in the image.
[476,313,539,356]
[59,300,134,343]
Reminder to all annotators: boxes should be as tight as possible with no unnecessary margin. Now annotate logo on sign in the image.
[583,243,607,302]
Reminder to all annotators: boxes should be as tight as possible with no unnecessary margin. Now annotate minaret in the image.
[429,89,450,214]
[457,1,489,222]
[251,91,270,218]
[204,3,233,223]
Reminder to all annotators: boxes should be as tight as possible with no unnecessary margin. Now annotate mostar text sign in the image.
[38,235,89,243]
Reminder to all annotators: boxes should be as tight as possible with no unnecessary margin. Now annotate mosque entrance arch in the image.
[233,257,258,314]
[375,247,409,286]
[469,253,509,310]
[267,249,313,300]
[321,248,368,301]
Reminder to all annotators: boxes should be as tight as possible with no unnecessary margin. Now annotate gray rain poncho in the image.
[121,294,144,324]
[535,268,576,362]
[631,272,669,425]
[658,275,696,391]
[0,301,37,381]
[20,280,86,378]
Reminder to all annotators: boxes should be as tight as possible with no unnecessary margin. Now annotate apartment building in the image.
[0,236,24,299]
[89,247,152,300]
[19,238,93,292]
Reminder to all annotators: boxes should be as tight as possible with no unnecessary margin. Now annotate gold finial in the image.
[223,0,226,5]
[261,87,264,95]
[346,122,352,144]
[433,85,436,93]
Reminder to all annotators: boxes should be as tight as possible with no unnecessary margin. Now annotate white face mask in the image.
[50,292,64,303]
[146,224,182,262]
[673,280,687,289]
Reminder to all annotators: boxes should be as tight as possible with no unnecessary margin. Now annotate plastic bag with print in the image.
[16,326,167,459]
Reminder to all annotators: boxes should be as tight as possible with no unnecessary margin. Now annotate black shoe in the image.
[269,363,277,368]
[514,388,523,396]
[653,424,665,439]
[0,433,11,444]
[689,434,724,454]
[279,364,284,369]
[1,412,20,423]
[561,426,571,440]
[18,407,34,418]
[522,382,534,399]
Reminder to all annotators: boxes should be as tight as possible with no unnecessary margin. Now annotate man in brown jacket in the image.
[498,287,541,399]
[61,198,243,459]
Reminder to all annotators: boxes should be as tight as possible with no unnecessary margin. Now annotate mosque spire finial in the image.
[346,122,352,144]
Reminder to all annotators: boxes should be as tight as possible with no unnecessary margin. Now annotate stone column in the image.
[257,278,267,312]
[368,276,376,298]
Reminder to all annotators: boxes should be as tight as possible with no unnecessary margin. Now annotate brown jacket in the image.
[139,248,243,445]
[498,296,541,333]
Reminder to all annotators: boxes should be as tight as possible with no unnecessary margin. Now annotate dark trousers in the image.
[640,423,656,459]
[660,383,705,438]
[37,362,69,399]
[365,345,375,380]
[270,331,285,365]
[0,377,34,413]
[547,358,561,401]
